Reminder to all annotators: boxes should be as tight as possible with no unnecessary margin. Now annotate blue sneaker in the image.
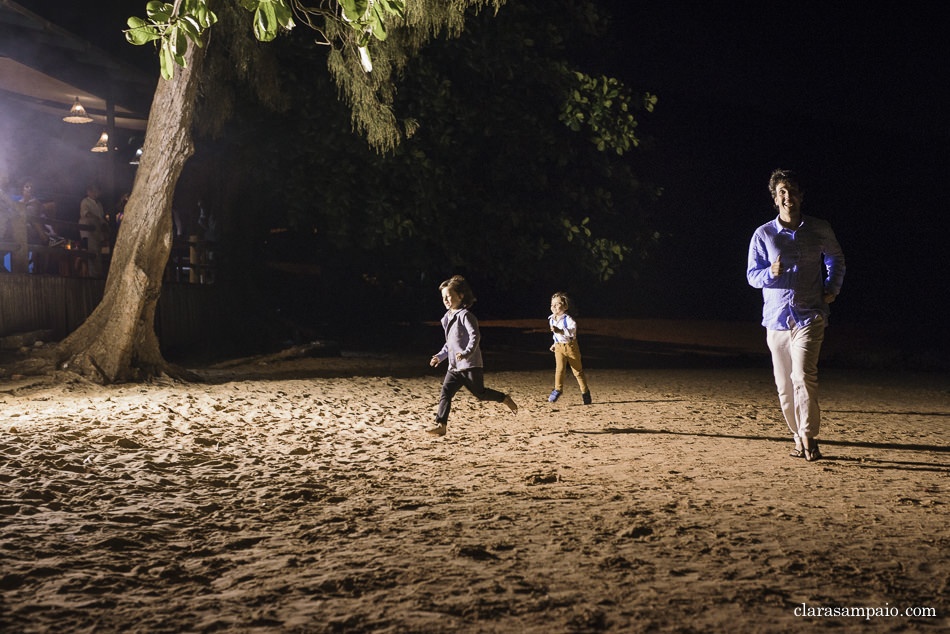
[548,389,561,402]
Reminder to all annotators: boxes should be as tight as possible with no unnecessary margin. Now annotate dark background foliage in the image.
[186,0,664,336]
[10,1,949,358]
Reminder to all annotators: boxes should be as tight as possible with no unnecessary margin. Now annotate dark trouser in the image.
[436,368,506,424]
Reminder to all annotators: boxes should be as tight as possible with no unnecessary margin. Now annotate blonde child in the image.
[548,292,591,404]
[428,275,518,436]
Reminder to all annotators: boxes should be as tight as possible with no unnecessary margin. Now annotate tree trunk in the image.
[47,44,206,383]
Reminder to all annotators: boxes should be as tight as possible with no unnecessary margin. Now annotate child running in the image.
[548,292,592,404]
[428,275,518,436]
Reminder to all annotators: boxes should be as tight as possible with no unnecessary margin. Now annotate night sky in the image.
[598,3,947,334]
[14,1,949,336]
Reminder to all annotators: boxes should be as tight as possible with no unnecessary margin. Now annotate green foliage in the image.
[340,0,402,43]
[128,0,511,153]
[126,1,219,79]
[126,0,405,79]
[560,70,658,155]
[559,217,628,278]
[242,0,660,291]
[249,0,295,42]
[134,0,659,307]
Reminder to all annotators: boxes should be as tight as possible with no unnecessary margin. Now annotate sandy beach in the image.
[1,319,948,632]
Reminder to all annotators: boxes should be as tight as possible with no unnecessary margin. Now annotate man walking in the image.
[747,169,845,461]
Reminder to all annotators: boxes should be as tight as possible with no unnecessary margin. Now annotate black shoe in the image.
[789,447,805,458]
[804,439,822,461]
[582,392,592,405]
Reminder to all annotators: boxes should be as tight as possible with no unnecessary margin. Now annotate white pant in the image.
[766,317,825,442]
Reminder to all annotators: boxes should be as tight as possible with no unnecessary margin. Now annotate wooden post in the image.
[188,235,199,283]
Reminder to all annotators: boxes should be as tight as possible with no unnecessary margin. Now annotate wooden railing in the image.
[1,190,98,276]
[2,191,215,283]
[166,236,216,284]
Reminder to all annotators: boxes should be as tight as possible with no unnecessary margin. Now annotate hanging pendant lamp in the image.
[63,97,94,123]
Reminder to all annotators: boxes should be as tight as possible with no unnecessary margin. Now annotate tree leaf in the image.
[159,42,174,80]
[179,16,202,45]
[195,3,217,28]
[254,2,279,41]
[146,1,172,22]
[358,46,373,72]
[125,17,160,45]
[273,0,295,30]
[371,5,388,40]
[340,0,369,22]
[377,0,406,20]
[174,25,189,55]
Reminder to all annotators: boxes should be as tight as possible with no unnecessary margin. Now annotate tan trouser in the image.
[553,340,588,394]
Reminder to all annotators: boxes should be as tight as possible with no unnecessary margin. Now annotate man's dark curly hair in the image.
[768,168,803,197]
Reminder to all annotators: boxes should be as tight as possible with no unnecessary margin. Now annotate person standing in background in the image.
[79,184,108,277]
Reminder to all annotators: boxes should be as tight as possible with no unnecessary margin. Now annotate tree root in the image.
[0,348,202,385]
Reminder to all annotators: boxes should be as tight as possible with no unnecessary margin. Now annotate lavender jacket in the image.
[434,308,484,371]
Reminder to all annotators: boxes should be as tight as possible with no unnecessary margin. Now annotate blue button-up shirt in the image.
[747,215,846,330]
